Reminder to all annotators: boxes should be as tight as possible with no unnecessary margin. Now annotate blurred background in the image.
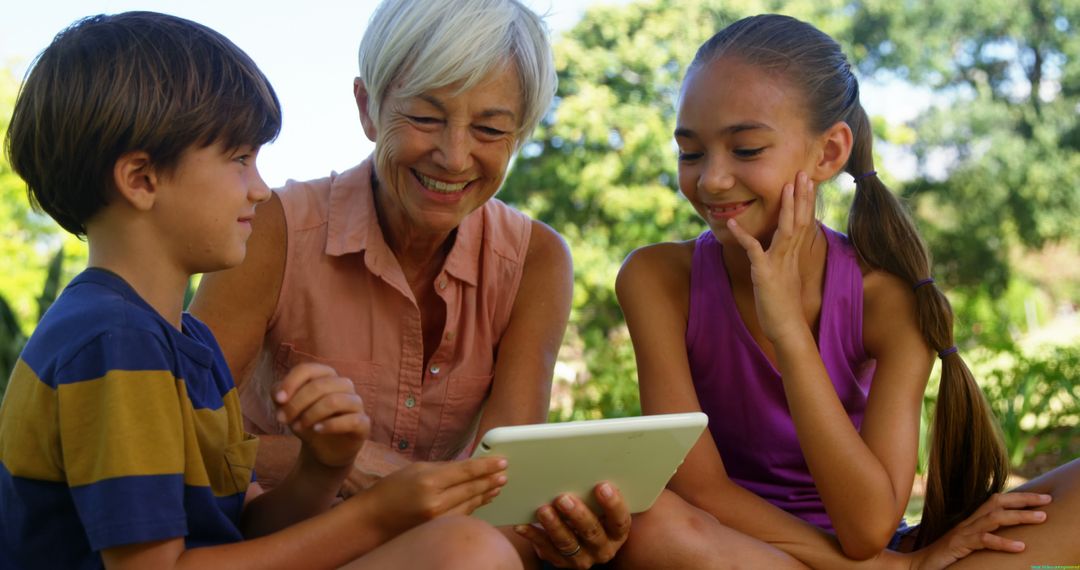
[2,0,1077,520]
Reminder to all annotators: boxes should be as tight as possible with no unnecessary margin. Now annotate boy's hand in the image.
[366,457,508,536]
[273,362,370,469]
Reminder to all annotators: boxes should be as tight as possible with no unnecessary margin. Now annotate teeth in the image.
[417,172,469,193]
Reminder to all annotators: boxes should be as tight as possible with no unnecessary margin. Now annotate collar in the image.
[324,157,481,287]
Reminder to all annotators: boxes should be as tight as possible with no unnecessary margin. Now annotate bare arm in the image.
[471,220,573,443]
[616,242,905,570]
[724,176,930,558]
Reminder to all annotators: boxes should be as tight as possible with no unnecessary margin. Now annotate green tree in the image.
[501,0,1079,423]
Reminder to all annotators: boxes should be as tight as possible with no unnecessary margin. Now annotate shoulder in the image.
[861,267,921,357]
[618,241,695,288]
[524,219,570,269]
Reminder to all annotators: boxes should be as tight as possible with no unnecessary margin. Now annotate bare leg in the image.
[341,515,523,570]
[951,458,1080,569]
[611,489,807,569]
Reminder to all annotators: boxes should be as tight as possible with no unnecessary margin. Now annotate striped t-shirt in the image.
[0,268,256,568]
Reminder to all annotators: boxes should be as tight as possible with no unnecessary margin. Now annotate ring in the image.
[558,544,582,557]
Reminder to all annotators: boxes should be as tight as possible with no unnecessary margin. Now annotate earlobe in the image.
[354,78,378,142]
[813,121,853,181]
[112,151,157,211]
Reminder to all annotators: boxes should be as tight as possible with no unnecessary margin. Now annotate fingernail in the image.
[1034,511,1047,521]
[1040,494,1053,503]
[599,483,613,498]
[558,495,574,511]
[274,390,287,403]
[313,423,323,433]
[496,474,507,485]
[540,506,556,521]
[497,458,508,469]
[514,525,527,535]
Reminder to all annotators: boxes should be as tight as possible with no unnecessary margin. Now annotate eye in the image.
[475,125,509,137]
[733,147,765,158]
[405,114,442,125]
[233,154,251,166]
[677,151,703,162]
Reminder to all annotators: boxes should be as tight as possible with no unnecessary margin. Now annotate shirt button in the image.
[405,395,416,408]
[438,279,447,290]
[429,364,441,375]
[398,439,409,450]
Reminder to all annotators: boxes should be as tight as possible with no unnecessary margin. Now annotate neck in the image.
[372,176,455,283]
[86,220,190,329]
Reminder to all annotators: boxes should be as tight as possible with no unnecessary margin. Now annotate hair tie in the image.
[854,170,877,182]
[938,346,958,359]
[913,277,935,291]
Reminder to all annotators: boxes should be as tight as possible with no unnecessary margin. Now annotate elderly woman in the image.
[191,0,629,567]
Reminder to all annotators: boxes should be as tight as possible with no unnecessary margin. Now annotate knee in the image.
[616,491,714,563]
[423,516,522,570]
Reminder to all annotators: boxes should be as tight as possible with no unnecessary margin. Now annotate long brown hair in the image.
[690,14,1009,546]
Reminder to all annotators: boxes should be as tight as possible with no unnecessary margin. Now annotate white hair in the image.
[358,0,556,147]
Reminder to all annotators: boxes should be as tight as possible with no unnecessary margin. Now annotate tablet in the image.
[469,412,707,527]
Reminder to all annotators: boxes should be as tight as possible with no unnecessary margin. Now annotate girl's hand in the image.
[513,482,632,569]
[366,457,508,535]
[909,492,1052,570]
[726,171,818,344]
[273,362,370,469]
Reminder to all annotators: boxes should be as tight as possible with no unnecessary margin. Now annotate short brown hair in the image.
[4,11,282,235]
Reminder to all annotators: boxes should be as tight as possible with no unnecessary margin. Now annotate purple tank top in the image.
[686,226,876,531]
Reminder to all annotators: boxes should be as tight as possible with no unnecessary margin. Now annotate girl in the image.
[613,14,1079,569]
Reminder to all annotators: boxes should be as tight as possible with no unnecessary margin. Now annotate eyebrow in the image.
[418,94,517,122]
[674,121,773,138]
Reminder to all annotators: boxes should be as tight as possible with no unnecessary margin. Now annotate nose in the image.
[249,166,272,204]
[434,124,473,174]
[698,156,734,195]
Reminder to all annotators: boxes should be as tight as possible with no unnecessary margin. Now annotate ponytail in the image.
[845,104,1009,547]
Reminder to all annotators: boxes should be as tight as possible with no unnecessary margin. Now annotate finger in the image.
[302,409,371,439]
[291,391,365,432]
[966,492,1053,522]
[794,172,814,231]
[974,508,1048,533]
[726,218,766,261]
[513,524,566,567]
[552,494,608,549]
[595,482,632,539]
[435,456,509,487]
[277,375,356,426]
[441,471,508,514]
[273,362,339,404]
[537,504,583,560]
[978,531,1026,553]
[777,182,795,237]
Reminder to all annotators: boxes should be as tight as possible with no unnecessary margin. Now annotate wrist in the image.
[296,446,354,488]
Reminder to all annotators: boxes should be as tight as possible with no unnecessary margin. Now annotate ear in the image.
[810,121,853,182]
[354,77,378,142]
[112,151,158,211]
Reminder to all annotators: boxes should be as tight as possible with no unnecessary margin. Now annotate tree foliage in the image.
[501,0,1080,428]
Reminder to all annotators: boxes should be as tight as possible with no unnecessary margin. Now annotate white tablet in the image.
[470,412,707,527]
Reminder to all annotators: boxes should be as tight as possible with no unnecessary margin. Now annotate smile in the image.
[706,200,754,219]
[415,171,472,194]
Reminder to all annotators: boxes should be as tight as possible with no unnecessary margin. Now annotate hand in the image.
[910,492,1053,570]
[366,457,509,536]
[513,482,632,569]
[726,171,818,344]
[273,362,370,469]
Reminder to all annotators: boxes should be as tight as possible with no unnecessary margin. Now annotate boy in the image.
[0,12,518,569]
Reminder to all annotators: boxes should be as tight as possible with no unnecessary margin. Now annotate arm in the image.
[725,175,929,558]
[471,220,573,442]
[190,194,301,487]
[616,242,903,570]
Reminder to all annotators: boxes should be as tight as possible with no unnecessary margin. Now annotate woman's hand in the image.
[909,492,1052,570]
[513,482,632,569]
[273,362,370,469]
[726,171,818,345]
[365,457,509,536]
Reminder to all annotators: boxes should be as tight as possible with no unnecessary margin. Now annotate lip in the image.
[704,200,754,220]
[411,169,474,203]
